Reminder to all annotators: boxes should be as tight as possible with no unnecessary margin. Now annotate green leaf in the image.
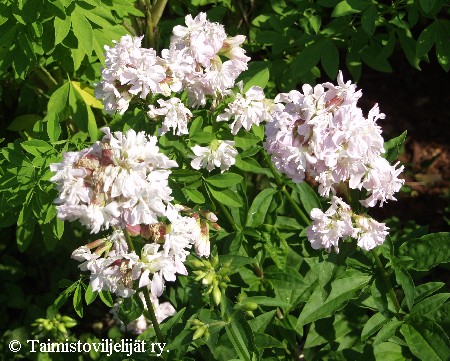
[243,68,270,93]
[419,0,436,13]
[205,173,243,188]
[435,21,450,72]
[246,188,277,227]
[373,342,407,361]
[233,133,261,149]
[384,131,407,163]
[53,281,78,310]
[190,131,215,144]
[395,269,415,311]
[294,182,321,214]
[402,320,450,361]
[397,29,421,70]
[305,313,353,348]
[71,9,93,55]
[16,220,35,252]
[99,290,114,307]
[414,282,445,304]
[71,81,103,109]
[236,157,270,176]
[171,169,202,183]
[189,116,203,136]
[248,310,276,333]
[8,114,41,132]
[225,312,255,361]
[73,283,83,318]
[46,114,61,142]
[219,255,255,270]
[84,284,97,305]
[321,40,339,79]
[361,312,390,341]
[297,272,370,327]
[117,293,144,325]
[373,320,403,346]
[208,185,243,208]
[184,188,205,204]
[21,140,53,156]
[54,16,71,45]
[290,40,323,77]
[47,82,70,117]
[254,332,284,350]
[416,21,436,58]
[69,83,98,141]
[242,296,291,309]
[361,4,377,36]
[331,1,362,17]
[410,293,450,319]
[398,232,450,271]
[371,277,391,316]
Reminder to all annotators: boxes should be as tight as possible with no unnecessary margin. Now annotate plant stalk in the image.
[143,287,165,343]
[372,250,403,320]
[262,151,310,226]
[144,0,168,49]
[34,64,58,89]
[123,228,135,252]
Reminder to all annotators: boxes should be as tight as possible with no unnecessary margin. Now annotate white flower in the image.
[71,230,142,297]
[265,71,404,211]
[217,86,272,135]
[306,197,355,253]
[148,97,192,136]
[171,13,227,67]
[95,35,167,114]
[354,215,389,251]
[190,140,238,172]
[50,127,177,233]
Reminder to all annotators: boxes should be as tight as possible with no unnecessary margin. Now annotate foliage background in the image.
[0,0,449,360]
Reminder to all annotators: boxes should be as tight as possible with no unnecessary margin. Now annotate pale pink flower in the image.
[354,215,389,251]
[148,97,192,136]
[217,86,272,134]
[190,140,238,172]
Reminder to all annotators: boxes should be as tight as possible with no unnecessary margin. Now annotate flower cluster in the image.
[217,85,278,135]
[264,72,403,251]
[51,125,219,333]
[306,196,389,252]
[70,209,215,296]
[190,139,238,173]
[50,127,177,233]
[95,12,250,117]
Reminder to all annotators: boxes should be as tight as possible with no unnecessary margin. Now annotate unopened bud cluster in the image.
[190,255,231,306]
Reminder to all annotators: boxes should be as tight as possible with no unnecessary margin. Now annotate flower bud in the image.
[212,285,221,305]
[241,302,258,311]
[86,238,105,250]
[126,223,141,236]
[202,272,215,285]
[190,259,205,269]
[191,319,203,327]
[57,323,67,334]
[192,325,207,340]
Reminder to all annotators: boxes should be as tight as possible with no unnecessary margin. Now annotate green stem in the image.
[34,64,58,89]
[143,287,165,343]
[123,228,135,252]
[143,0,168,49]
[262,151,310,226]
[217,195,237,230]
[372,250,403,320]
